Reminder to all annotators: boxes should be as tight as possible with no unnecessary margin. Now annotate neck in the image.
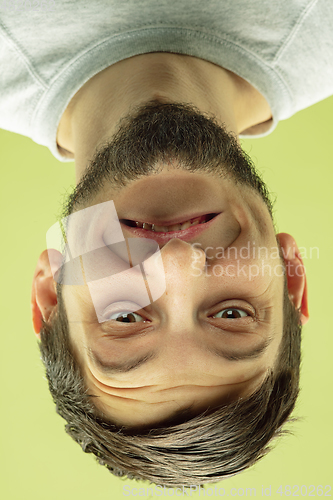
[57,53,271,182]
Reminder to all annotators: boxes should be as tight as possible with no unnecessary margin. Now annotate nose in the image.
[151,239,208,331]
[159,238,207,287]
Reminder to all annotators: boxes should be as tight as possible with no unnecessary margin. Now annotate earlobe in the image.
[276,233,309,325]
[31,249,60,339]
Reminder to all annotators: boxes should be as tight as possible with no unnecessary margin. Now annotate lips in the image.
[120,213,221,245]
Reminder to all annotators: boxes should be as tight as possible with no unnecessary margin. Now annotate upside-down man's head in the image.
[32,101,308,487]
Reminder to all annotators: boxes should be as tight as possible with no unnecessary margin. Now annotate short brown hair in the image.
[38,275,301,488]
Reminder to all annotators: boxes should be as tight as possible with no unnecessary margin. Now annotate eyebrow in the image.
[88,336,273,375]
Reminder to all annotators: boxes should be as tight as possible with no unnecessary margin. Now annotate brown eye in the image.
[109,312,145,323]
[213,308,249,319]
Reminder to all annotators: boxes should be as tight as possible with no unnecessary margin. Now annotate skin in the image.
[32,53,308,428]
[32,168,309,428]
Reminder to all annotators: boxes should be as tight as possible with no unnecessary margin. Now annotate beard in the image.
[62,100,272,218]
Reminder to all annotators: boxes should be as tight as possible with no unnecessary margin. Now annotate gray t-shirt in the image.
[0,0,332,162]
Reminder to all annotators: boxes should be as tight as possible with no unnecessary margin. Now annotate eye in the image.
[212,308,249,319]
[107,311,145,323]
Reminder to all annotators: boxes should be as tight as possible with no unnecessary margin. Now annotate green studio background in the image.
[0,95,332,500]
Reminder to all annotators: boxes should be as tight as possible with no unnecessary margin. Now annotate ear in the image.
[276,233,309,325]
[31,249,61,339]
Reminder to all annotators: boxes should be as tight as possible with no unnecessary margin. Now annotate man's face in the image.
[60,102,285,428]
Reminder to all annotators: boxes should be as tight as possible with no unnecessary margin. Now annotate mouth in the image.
[120,213,220,244]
